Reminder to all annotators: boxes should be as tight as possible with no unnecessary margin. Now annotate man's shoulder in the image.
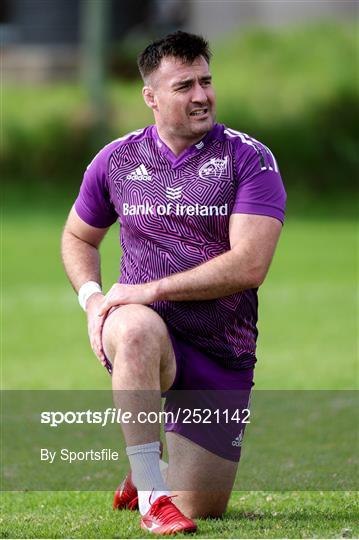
[111,126,153,147]
[86,126,153,170]
[222,125,273,150]
[102,126,153,154]
[219,125,275,161]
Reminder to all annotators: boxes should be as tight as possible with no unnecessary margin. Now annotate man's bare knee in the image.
[103,304,168,359]
[102,304,175,390]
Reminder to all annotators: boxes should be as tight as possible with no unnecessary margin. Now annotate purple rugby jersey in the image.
[75,123,286,369]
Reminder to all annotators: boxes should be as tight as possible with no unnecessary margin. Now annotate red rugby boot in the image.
[113,471,138,511]
[141,495,197,535]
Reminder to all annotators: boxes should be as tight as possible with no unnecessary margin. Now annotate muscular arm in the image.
[61,206,109,292]
[61,207,110,364]
[156,213,282,301]
[98,213,283,314]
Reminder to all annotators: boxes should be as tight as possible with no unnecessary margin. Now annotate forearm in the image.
[61,230,102,293]
[155,247,262,302]
[97,215,281,314]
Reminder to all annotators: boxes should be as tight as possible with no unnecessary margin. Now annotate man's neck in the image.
[156,126,207,157]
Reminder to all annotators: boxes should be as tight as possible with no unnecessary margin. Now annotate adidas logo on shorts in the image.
[126,164,152,181]
[232,431,243,447]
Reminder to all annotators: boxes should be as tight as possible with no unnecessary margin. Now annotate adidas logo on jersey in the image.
[232,432,243,447]
[126,164,152,181]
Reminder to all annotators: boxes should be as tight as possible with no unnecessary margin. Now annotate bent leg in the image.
[102,304,176,445]
[165,432,238,519]
[103,304,177,514]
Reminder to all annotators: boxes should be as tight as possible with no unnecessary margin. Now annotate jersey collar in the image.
[151,124,219,167]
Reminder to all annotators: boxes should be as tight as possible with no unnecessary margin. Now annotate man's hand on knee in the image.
[97,282,159,317]
[86,293,108,367]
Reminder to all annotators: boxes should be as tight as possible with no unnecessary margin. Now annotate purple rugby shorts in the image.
[162,329,254,462]
[102,321,253,462]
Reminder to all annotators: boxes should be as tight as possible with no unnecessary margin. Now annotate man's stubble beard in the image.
[172,114,215,141]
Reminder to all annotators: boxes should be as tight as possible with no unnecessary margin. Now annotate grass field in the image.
[1,491,357,539]
[2,204,358,538]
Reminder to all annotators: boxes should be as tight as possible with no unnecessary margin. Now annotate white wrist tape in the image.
[78,281,102,311]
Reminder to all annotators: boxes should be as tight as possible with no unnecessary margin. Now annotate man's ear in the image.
[142,86,158,111]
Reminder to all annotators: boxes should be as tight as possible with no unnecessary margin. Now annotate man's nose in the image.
[191,82,208,104]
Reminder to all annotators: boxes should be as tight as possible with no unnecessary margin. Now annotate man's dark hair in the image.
[138,30,211,81]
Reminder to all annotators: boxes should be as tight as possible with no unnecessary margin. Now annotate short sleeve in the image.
[232,141,287,224]
[74,145,118,228]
